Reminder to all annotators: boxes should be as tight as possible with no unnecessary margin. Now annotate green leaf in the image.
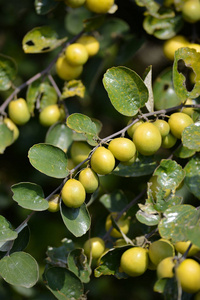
[103,66,149,117]
[186,221,200,248]
[153,278,167,293]
[28,143,69,178]
[99,190,129,213]
[61,80,85,99]
[153,195,182,213]
[173,48,200,101]
[10,226,30,254]
[0,252,39,288]
[154,159,185,190]
[136,209,160,226]
[163,277,179,300]
[184,156,200,199]
[46,238,74,266]
[0,216,17,243]
[143,65,154,113]
[67,113,99,146]
[34,0,58,15]
[0,54,17,91]
[22,26,67,53]
[45,123,73,152]
[45,267,84,300]
[112,155,157,177]
[26,80,41,113]
[11,182,48,211]
[0,123,14,154]
[67,248,91,283]
[182,123,200,151]
[65,6,92,35]
[83,15,105,32]
[174,145,196,159]
[60,202,91,237]
[158,204,200,243]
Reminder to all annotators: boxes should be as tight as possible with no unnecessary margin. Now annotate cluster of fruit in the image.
[56,35,100,81]
[163,35,200,61]
[62,0,114,14]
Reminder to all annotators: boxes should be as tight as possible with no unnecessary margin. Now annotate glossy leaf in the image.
[0,252,39,288]
[0,216,17,243]
[11,182,48,211]
[34,0,58,15]
[153,278,167,294]
[0,123,13,154]
[136,195,160,226]
[61,80,85,99]
[182,123,200,151]
[22,26,67,53]
[99,190,129,213]
[184,157,200,199]
[28,143,69,178]
[0,54,17,91]
[60,202,91,237]
[46,238,74,266]
[45,123,73,152]
[45,267,84,300]
[173,48,200,101]
[10,226,30,254]
[65,6,92,35]
[103,66,148,117]
[154,159,185,190]
[67,248,91,283]
[67,113,99,146]
[186,221,200,248]
[158,205,200,243]
[174,145,196,159]
[153,195,182,213]
[112,155,157,177]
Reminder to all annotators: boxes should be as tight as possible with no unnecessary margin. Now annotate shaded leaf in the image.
[84,15,105,32]
[0,54,17,91]
[0,252,39,288]
[61,80,85,99]
[45,123,73,152]
[99,190,129,213]
[46,238,74,266]
[26,80,41,113]
[65,6,91,35]
[34,0,58,15]
[186,221,200,248]
[60,202,91,237]
[153,278,167,293]
[10,226,30,254]
[163,277,179,300]
[174,145,196,159]
[22,26,67,53]
[143,65,154,113]
[182,123,200,151]
[184,156,200,199]
[11,182,48,211]
[0,216,17,243]
[136,209,160,226]
[0,123,13,154]
[28,143,69,178]
[39,82,58,110]
[103,66,148,117]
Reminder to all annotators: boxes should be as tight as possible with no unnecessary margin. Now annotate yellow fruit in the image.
[70,141,92,166]
[78,168,99,193]
[161,132,177,149]
[175,241,200,257]
[105,212,130,238]
[61,178,86,208]
[65,43,88,66]
[4,118,19,141]
[133,122,162,156]
[56,55,83,81]
[153,119,170,137]
[84,237,105,259]
[120,247,149,277]
[108,137,136,162]
[182,0,200,23]
[181,99,195,116]
[39,104,61,127]
[90,146,115,175]
[157,256,175,279]
[127,120,144,138]
[176,259,200,293]
[8,98,30,125]
[188,43,200,53]
[163,35,189,61]
[85,0,114,13]
[64,0,86,8]
[48,194,60,212]
[168,112,193,139]
[77,35,100,56]
[149,175,171,199]
[149,239,175,266]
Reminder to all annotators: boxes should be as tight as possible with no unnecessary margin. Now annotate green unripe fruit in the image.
[84,237,105,259]
[4,118,19,141]
[127,120,144,138]
[168,112,193,139]
[78,168,99,193]
[153,119,170,137]
[70,141,92,166]
[8,98,30,125]
[39,105,61,127]
[149,239,175,266]
[161,132,177,149]
[48,194,60,212]
[149,175,171,199]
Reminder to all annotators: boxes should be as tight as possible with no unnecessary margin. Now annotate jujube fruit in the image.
[161,132,177,149]
[77,35,100,56]
[56,55,83,81]
[70,141,92,166]
[90,146,115,175]
[168,112,193,139]
[176,259,200,293]
[85,0,114,14]
[61,178,86,208]
[78,168,99,193]
[182,0,200,23]
[8,98,30,125]
[153,119,170,137]
[48,194,60,212]
[175,241,200,257]
[163,35,189,61]
[39,104,61,127]
[65,43,88,66]
[4,118,19,141]
[84,237,105,259]
[108,137,136,162]
[105,212,130,238]
[157,256,175,279]
[148,239,175,266]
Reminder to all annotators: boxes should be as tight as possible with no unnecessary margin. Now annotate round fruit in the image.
[70,141,92,166]
[61,178,86,208]
[176,259,200,293]
[149,175,171,199]
[133,122,162,156]
[77,35,100,56]
[8,98,30,125]
[90,146,115,175]
[163,35,189,61]
[65,43,88,66]
[153,119,170,137]
[78,168,99,193]
[127,120,144,138]
[175,241,200,257]
[157,256,175,279]
[120,247,149,277]
[168,112,193,139]
[48,194,60,212]
[85,0,114,13]
[188,43,200,53]
[83,237,105,259]
[121,154,136,166]
[148,239,175,266]
[105,212,130,238]
[161,132,177,149]
[182,0,200,23]
[4,118,19,141]
[181,99,195,116]
[39,105,61,127]
[108,137,136,162]
[64,0,86,8]
[56,55,83,81]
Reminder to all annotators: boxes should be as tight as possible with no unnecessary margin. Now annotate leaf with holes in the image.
[0,54,17,91]
[61,80,85,99]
